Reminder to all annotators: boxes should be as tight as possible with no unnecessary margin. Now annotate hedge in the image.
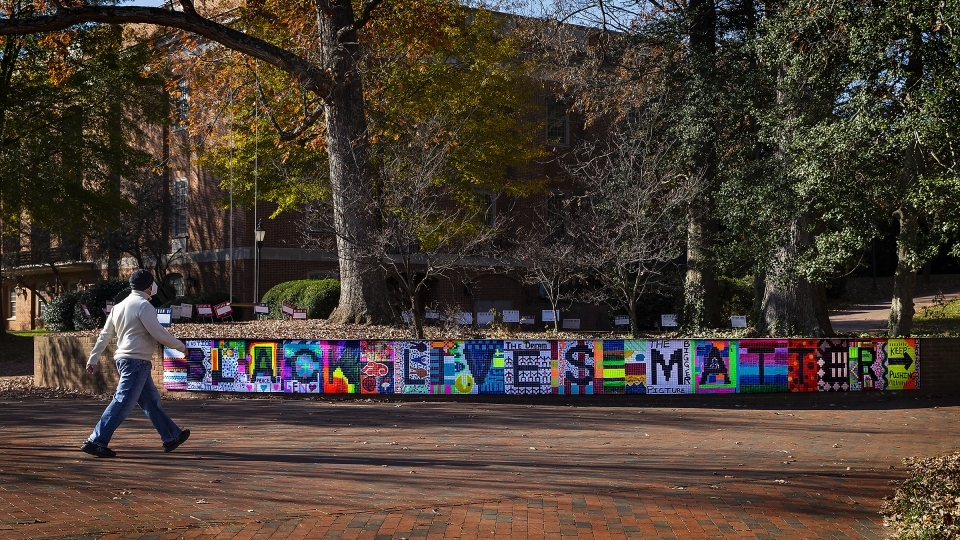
[261,279,340,319]
[42,292,80,332]
[72,278,130,331]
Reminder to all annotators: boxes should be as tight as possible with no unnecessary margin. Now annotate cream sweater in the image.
[87,290,186,365]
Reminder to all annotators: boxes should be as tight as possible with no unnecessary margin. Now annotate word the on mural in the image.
[163,339,918,395]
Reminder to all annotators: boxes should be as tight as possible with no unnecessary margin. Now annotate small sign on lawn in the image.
[214,301,233,319]
[156,308,173,327]
[562,318,581,329]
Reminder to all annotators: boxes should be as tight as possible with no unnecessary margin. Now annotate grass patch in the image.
[10,329,48,338]
[913,297,960,337]
[882,452,960,540]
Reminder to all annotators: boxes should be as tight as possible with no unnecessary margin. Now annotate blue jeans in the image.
[87,358,182,447]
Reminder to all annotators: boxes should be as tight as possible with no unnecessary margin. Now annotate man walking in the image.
[81,269,190,458]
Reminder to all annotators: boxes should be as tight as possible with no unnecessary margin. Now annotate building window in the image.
[167,274,184,297]
[172,177,188,243]
[546,103,569,146]
[173,79,189,132]
[7,286,16,320]
[546,192,568,241]
[478,192,497,227]
[35,293,46,324]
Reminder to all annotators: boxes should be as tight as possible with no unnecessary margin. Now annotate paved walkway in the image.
[830,287,960,333]
[2,397,959,539]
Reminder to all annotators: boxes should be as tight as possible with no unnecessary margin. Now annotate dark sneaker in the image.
[163,429,190,453]
[81,441,116,458]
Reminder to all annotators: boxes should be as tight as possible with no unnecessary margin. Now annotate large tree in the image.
[0,0,550,324]
[741,0,960,337]
[0,0,400,323]
[526,0,781,330]
[843,0,960,336]
[182,2,543,315]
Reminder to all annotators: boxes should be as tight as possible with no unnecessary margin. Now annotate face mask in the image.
[149,282,158,297]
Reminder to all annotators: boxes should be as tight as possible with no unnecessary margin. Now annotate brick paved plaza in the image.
[2,396,959,539]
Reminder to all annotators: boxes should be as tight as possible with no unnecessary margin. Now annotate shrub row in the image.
[43,278,130,332]
[261,279,340,319]
[43,278,339,330]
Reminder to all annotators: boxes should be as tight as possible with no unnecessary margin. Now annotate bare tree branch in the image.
[0,6,332,95]
[337,0,384,43]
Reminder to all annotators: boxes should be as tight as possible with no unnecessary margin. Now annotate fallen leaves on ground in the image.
[55,319,624,341]
[881,452,960,539]
[0,375,110,401]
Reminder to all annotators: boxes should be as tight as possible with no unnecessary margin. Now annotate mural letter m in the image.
[651,348,684,385]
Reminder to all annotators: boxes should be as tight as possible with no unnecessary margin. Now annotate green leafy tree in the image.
[741,0,960,336]
[837,0,960,336]
[0,25,165,242]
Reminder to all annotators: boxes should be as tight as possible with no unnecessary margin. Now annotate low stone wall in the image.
[915,338,960,395]
[33,335,960,399]
[34,335,164,395]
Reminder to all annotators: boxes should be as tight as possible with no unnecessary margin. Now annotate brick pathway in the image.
[2,396,959,539]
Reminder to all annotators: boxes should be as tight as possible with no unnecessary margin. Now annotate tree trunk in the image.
[411,289,424,339]
[684,212,719,328]
[888,24,924,338]
[760,215,832,337]
[549,297,560,333]
[412,310,424,339]
[683,0,720,329]
[318,0,391,324]
[889,208,918,336]
[751,271,765,326]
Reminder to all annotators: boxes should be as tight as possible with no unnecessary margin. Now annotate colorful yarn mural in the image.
[163,339,919,395]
